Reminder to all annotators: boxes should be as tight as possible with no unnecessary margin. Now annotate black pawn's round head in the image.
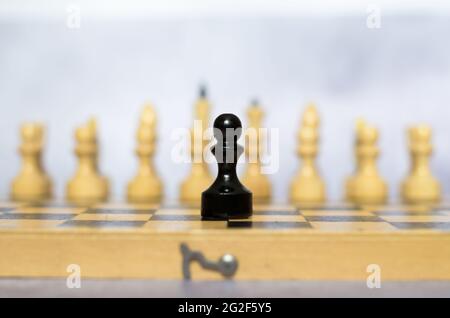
[213,113,242,140]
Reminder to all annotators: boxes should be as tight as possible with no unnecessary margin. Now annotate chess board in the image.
[1,201,450,280]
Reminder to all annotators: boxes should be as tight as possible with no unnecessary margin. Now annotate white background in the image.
[0,0,450,202]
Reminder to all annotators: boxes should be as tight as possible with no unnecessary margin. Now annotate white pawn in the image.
[241,101,271,203]
[401,125,441,204]
[179,87,213,204]
[345,119,387,205]
[290,104,326,205]
[11,123,52,202]
[66,118,109,204]
[127,104,163,203]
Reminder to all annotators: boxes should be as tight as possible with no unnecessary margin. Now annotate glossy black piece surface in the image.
[201,113,253,220]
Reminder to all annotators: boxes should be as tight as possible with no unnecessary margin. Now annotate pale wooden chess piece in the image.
[241,101,272,203]
[179,88,213,204]
[10,123,52,202]
[289,103,326,205]
[66,118,109,204]
[401,125,441,204]
[345,119,387,205]
[127,104,163,203]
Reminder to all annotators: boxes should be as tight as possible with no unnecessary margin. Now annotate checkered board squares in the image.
[1,202,450,232]
[61,206,156,229]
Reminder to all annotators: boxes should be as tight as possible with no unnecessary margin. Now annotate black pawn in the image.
[201,113,253,220]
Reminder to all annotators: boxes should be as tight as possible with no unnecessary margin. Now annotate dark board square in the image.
[253,210,300,216]
[159,204,199,210]
[0,213,76,220]
[433,206,450,211]
[26,203,80,208]
[227,221,253,228]
[298,206,361,211]
[60,220,147,228]
[373,210,445,216]
[305,215,383,222]
[431,209,450,215]
[0,207,15,213]
[151,215,201,221]
[228,221,312,229]
[84,208,156,215]
[389,222,450,230]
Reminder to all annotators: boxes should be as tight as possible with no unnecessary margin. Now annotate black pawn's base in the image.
[201,190,252,220]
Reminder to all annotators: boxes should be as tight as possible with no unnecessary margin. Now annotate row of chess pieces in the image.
[7,88,442,206]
